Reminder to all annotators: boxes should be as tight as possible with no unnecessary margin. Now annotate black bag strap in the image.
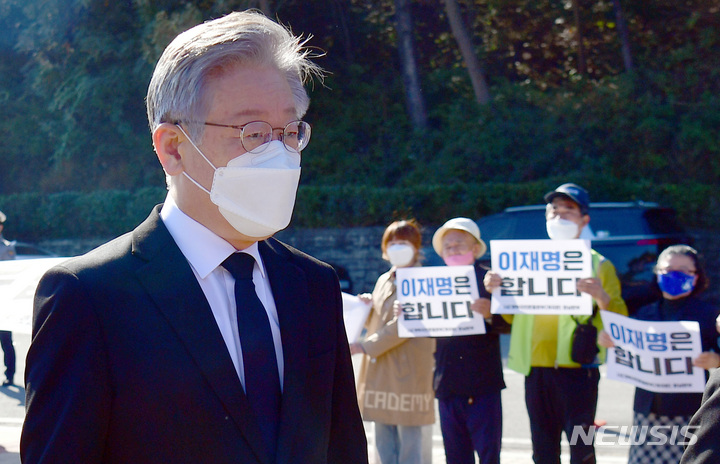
[572,306,597,325]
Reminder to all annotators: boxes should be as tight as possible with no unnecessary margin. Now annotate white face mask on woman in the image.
[546,217,580,240]
[179,126,301,238]
[386,243,416,267]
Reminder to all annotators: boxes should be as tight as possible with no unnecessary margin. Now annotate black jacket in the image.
[21,206,368,464]
[433,264,507,399]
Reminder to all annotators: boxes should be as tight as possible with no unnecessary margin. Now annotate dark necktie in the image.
[222,253,281,460]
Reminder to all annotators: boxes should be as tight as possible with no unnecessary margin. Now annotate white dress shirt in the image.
[160,194,284,390]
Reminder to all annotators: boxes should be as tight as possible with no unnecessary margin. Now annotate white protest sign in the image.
[490,239,593,315]
[601,310,706,393]
[341,292,371,344]
[0,257,69,334]
[396,266,484,338]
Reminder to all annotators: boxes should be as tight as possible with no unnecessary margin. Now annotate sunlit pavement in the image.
[0,332,26,464]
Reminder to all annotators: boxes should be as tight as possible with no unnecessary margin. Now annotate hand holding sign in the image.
[693,351,720,370]
[576,277,611,310]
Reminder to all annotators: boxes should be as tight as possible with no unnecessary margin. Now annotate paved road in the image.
[0,334,638,463]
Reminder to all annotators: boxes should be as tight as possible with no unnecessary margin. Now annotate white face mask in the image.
[386,243,416,267]
[179,126,301,238]
[546,217,580,240]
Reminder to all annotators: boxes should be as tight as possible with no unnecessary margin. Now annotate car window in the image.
[478,211,545,241]
[585,206,686,237]
[477,214,516,240]
[590,208,647,236]
[642,208,686,234]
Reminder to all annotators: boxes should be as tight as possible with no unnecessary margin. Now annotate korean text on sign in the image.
[489,239,593,315]
[396,266,485,338]
[600,311,705,393]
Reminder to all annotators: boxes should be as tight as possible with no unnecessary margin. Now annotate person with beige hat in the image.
[431,217,507,464]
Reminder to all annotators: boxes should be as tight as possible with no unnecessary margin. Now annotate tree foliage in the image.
[0,0,718,213]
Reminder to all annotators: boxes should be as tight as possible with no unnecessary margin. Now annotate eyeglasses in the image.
[202,120,311,154]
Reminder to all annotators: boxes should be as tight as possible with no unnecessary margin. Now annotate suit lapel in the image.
[131,208,270,464]
[259,239,311,460]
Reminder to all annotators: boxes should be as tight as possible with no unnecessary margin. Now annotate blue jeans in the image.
[374,422,433,464]
[438,392,502,464]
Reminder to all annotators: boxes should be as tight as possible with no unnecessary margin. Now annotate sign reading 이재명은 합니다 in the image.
[600,310,706,393]
[489,239,593,315]
[396,265,484,338]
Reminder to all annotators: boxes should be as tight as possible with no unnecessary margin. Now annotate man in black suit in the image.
[680,367,720,463]
[21,11,368,464]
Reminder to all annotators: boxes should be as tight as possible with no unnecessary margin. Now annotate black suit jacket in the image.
[681,367,720,463]
[21,207,368,464]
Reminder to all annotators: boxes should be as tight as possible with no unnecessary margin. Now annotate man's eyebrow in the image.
[230,107,298,119]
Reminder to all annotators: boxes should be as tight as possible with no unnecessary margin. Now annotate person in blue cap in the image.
[485,183,628,464]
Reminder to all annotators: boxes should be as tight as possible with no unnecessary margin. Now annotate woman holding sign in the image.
[350,219,435,464]
[599,245,720,464]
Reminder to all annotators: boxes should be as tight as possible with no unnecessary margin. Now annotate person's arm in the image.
[353,273,408,358]
[597,330,615,348]
[693,352,720,370]
[480,269,515,327]
[483,270,502,294]
[470,297,491,318]
[21,266,111,463]
[595,259,628,315]
[359,311,407,359]
[680,369,720,463]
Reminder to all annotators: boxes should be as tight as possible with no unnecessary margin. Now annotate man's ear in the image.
[581,214,590,228]
[153,123,185,176]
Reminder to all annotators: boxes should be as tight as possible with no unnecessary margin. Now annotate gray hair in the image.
[146,10,322,141]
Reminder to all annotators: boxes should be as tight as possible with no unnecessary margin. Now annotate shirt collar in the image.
[159,194,267,279]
